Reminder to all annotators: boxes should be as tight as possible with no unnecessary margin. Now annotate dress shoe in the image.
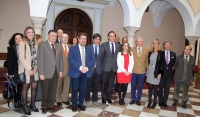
[119,99,122,105]
[78,105,86,111]
[29,104,39,112]
[57,102,62,107]
[42,109,48,114]
[162,103,168,108]
[172,102,177,108]
[182,102,187,109]
[159,103,163,107]
[147,102,151,108]
[62,101,70,105]
[47,107,57,113]
[22,105,31,115]
[107,99,112,104]
[136,101,141,106]
[72,105,77,112]
[102,99,106,104]
[129,100,135,105]
[122,98,125,105]
[150,102,157,109]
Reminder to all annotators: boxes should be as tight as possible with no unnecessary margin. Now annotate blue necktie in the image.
[111,43,114,56]
[95,46,97,58]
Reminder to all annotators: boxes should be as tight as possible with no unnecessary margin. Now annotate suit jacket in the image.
[18,41,38,83]
[117,52,134,73]
[88,44,104,75]
[174,54,195,85]
[154,50,176,78]
[56,38,61,43]
[68,44,95,78]
[7,45,18,75]
[131,46,148,74]
[60,44,71,76]
[37,40,63,79]
[101,41,121,72]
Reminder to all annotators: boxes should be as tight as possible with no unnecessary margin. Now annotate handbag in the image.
[3,74,17,100]
[13,44,26,84]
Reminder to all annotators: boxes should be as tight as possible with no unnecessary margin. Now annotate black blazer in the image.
[56,38,60,43]
[7,45,18,75]
[154,51,176,78]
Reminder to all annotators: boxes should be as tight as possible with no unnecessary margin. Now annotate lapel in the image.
[45,40,55,57]
[90,44,95,55]
[180,54,184,64]
[75,45,82,63]
[188,55,193,63]
[55,43,59,59]
[133,47,140,59]
[25,43,31,57]
[106,41,112,55]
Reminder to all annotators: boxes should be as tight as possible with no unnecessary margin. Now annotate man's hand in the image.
[59,72,62,78]
[40,75,45,80]
[29,70,34,76]
[81,67,88,73]
[157,74,161,79]
[9,75,13,78]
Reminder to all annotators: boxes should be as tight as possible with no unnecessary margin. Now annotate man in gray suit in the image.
[85,33,104,107]
[101,31,121,104]
[37,30,63,114]
[172,45,195,109]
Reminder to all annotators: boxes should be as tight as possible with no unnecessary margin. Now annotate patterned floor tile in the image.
[142,106,160,115]
[194,110,200,116]
[97,110,120,117]
[121,108,141,117]
[177,112,196,117]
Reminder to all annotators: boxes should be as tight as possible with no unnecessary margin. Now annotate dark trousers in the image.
[41,70,58,109]
[117,83,128,99]
[173,81,189,102]
[14,84,22,102]
[71,73,88,106]
[101,70,116,99]
[159,76,171,104]
[131,73,145,101]
[85,69,100,102]
[36,81,42,101]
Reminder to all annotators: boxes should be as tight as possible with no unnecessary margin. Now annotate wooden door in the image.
[54,8,93,45]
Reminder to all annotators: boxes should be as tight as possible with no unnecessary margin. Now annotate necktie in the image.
[81,47,85,67]
[166,51,168,64]
[137,47,142,57]
[51,44,56,57]
[64,45,68,57]
[95,46,97,58]
[186,56,188,63]
[111,43,114,56]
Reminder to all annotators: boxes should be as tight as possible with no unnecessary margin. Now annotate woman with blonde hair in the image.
[18,26,39,115]
[146,39,162,109]
[35,34,43,43]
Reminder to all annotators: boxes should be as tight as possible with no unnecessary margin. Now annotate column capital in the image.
[186,36,199,44]
[30,16,46,35]
[124,26,140,37]
[94,9,102,18]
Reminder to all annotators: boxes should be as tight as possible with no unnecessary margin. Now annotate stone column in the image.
[186,36,199,56]
[94,9,102,34]
[30,16,46,35]
[124,26,139,47]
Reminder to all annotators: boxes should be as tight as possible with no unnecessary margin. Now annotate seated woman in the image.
[116,42,134,105]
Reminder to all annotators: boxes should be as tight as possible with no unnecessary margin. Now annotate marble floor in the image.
[0,90,200,117]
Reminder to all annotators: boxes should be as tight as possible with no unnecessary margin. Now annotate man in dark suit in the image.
[68,33,94,112]
[155,40,176,108]
[56,28,63,43]
[85,33,104,107]
[101,31,121,104]
[172,45,195,109]
[37,30,63,114]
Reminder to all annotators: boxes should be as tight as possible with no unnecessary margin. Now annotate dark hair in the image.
[163,40,171,46]
[122,37,127,42]
[48,30,57,34]
[77,33,87,38]
[8,33,23,45]
[93,33,101,41]
[107,31,116,37]
[121,42,132,56]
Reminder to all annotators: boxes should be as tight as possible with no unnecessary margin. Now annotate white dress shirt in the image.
[48,40,54,49]
[78,44,88,71]
[137,46,142,54]
[184,54,190,61]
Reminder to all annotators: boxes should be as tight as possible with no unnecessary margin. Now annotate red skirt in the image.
[117,72,132,83]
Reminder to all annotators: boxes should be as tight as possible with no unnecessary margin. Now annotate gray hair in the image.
[61,33,69,38]
[136,37,143,41]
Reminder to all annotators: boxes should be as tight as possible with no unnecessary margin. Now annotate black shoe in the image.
[62,101,70,105]
[42,109,48,114]
[72,105,77,112]
[107,99,112,104]
[159,103,162,107]
[182,102,187,109]
[162,103,168,108]
[150,102,157,109]
[78,105,86,111]
[119,99,122,105]
[47,107,57,113]
[29,104,39,112]
[129,100,135,105]
[23,105,31,115]
[136,101,141,106]
[102,99,106,104]
[57,102,62,107]
[122,98,125,105]
[172,102,177,108]
[147,102,151,108]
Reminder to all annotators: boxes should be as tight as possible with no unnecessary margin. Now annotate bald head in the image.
[184,45,192,56]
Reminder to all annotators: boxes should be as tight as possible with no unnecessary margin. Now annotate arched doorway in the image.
[54,8,93,45]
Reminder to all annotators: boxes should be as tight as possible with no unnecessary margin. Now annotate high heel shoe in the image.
[147,102,151,108]
[23,105,31,115]
[29,104,39,112]
[150,102,157,109]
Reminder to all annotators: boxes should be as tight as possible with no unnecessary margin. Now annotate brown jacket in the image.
[131,46,148,74]
[61,44,71,76]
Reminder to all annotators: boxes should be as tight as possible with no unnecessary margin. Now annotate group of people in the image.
[6,26,195,115]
